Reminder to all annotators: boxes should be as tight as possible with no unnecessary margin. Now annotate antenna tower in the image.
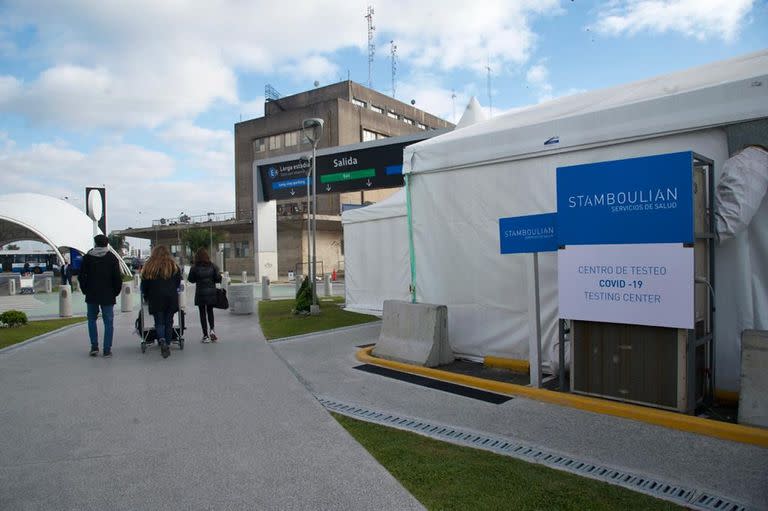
[486,57,493,117]
[366,6,375,88]
[451,89,457,123]
[390,40,397,98]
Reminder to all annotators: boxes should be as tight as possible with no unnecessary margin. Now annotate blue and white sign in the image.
[499,213,557,254]
[556,152,694,245]
[556,151,697,329]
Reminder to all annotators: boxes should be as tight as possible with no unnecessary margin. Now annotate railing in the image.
[152,210,253,227]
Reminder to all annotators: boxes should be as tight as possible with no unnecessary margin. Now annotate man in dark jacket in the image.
[78,234,123,357]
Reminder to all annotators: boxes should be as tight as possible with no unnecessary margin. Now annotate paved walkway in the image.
[0,312,423,510]
[272,322,768,510]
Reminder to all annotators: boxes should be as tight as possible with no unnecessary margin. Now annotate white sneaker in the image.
[209,331,218,342]
[201,335,210,343]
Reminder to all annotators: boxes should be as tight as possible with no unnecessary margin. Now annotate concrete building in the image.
[116,81,452,277]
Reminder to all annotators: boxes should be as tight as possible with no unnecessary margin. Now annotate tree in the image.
[108,233,127,254]
[182,227,224,257]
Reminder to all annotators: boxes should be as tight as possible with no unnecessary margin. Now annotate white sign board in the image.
[558,243,693,329]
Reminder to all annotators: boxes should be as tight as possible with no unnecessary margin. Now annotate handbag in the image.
[214,288,229,309]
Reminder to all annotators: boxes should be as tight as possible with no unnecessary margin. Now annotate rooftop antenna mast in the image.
[486,56,493,117]
[390,40,397,98]
[451,89,457,123]
[366,5,375,88]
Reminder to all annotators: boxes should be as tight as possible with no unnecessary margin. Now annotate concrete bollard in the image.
[45,277,53,293]
[59,284,72,317]
[241,271,247,284]
[323,273,332,297]
[261,275,271,301]
[133,273,140,290]
[229,283,255,315]
[120,283,133,312]
[295,275,305,296]
[8,278,16,296]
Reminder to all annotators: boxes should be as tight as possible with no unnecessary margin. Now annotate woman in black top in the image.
[187,248,222,343]
[140,246,181,359]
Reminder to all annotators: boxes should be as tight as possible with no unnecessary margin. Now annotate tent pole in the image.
[405,173,416,303]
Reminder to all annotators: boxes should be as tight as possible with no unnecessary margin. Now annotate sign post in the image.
[499,212,557,388]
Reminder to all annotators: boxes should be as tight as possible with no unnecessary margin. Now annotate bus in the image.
[0,248,59,274]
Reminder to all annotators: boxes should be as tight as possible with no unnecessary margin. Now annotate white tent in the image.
[402,50,768,390]
[341,97,491,315]
[342,190,410,314]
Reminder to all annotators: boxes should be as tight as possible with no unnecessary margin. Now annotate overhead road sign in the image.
[257,131,448,201]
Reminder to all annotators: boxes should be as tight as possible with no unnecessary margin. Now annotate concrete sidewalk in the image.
[0,313,423,510]
[272,322,768,510]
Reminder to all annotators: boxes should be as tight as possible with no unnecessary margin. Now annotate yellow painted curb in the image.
[356,347,768,449]
[484,356,529,374]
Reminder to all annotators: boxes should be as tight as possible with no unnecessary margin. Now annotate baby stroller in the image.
[135,296,185,353]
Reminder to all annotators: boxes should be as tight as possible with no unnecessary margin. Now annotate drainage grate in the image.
[319,397,753,511]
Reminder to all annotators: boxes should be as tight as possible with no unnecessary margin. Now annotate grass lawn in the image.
[334,413,680,511]
[0,317,86,349]
[258,296,379,340]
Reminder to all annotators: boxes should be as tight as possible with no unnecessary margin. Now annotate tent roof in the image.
[455,97,489,129]
[341,189,406,224]
[0,193,132,269]
[404,50,768,174]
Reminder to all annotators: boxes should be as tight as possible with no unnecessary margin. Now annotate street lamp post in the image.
[301,118,324,314]
[300,157,312,282]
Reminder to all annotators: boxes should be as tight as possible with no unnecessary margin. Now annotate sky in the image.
[0,0,766,251]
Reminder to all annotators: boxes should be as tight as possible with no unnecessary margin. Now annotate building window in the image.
[417,123,427,130]
[253,137,266,152]
[285,130,299,147]
[370,105,384,114]
[387,111,399,120]
[362,129,388,142]
[352,97,366,108]
[268,134,282,150]
[403,117,414,125]
[235,240,250,258]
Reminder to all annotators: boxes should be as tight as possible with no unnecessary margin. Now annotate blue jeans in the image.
[87,303,114,353]
[152,311,174,344]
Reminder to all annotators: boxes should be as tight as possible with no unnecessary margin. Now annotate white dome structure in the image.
[0,193,130,274]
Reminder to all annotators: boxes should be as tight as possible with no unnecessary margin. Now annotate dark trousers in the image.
[198,305,215,336]
[152,310,174,343]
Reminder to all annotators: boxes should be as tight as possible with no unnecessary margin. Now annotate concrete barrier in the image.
[323,273,332,297]
[133,273,140,290]
[373,300,453,368]
[44,277,53,293]
[739,330,768,428]
[8,278,16,296]
[229,283,254,315]
[241,271,247,284]
[59,284,72,317]
[120,283,133,312]
[261,276,271,300]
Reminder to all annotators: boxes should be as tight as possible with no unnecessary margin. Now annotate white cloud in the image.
[525,63,554,102]
[239,97,265,121]
[159,121,232,177]
[593,0,755,41]
[380,0,561,73]
[0,75,21,101]
[0,137,235,231]
[0,0,563,129]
